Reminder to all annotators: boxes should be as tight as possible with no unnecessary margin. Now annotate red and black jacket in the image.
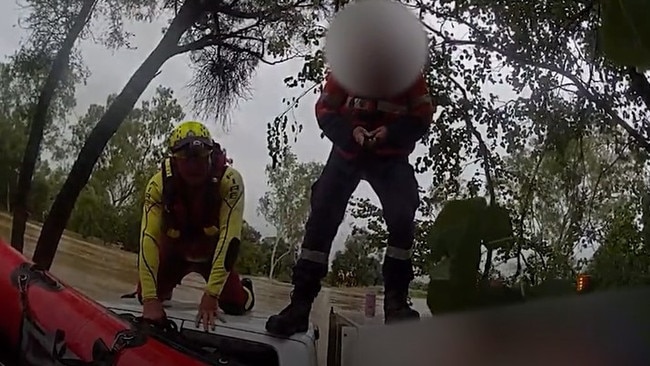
[314,72,435,159]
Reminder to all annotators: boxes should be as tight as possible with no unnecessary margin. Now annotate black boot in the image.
[266,257,324,336]
[384,289,420,324]
[265,291,314,336]
[241,278,255,311]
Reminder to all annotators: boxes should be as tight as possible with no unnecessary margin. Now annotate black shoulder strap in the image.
[202,143,227,227]
[211,142,228,181]
[161,158,174,206]
[161,158,176,229]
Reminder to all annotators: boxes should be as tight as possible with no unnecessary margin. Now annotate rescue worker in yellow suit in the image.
[129,121,255,331]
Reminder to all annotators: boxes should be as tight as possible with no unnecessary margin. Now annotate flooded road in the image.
[0,214,430,365]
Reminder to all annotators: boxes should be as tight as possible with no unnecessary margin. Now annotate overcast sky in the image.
[0,4,440,259]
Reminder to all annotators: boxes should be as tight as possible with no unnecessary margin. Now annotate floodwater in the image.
[0,214,430,365]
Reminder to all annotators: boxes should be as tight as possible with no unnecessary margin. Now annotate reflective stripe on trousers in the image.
[300,246,411,263]
[385,246,412,260]
[299,248,329,264]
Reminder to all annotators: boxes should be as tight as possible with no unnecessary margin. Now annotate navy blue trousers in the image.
[292,149,420,299]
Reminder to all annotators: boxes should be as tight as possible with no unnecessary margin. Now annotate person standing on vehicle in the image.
[132,121,255,331]
[265,71,436,336]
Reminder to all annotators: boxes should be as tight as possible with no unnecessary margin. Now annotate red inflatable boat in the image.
[0,240,210,366]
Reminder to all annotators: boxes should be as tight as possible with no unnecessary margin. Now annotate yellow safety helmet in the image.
[168,121,214,152]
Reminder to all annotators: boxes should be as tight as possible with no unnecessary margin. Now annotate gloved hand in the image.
[142,298,166,322]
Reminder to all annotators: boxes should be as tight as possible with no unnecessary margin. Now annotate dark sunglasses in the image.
[171,139,213,159]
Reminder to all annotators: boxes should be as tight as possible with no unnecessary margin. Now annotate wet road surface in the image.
[0,214,430,365]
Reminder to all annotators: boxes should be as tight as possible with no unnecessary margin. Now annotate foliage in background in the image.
[265,0,650,299]
[258,150,323,279]
[0,54,309,280]
[2,0,650,293]
[327,229,382,287]
[31,0,332,270]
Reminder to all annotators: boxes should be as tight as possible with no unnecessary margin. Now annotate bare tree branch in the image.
[176,35,223,54]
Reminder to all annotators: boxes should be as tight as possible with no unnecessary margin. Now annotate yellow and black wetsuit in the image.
[137,166,245,301]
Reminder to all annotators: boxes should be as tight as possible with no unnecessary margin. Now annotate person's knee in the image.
[310,181,353,220]
[387,211,416,229]
[384,208,417,243]
[393,162,420,207]
[309,158,358,217]
[304,184,352,247]
[381,183,419,234]
[219,302,246,316]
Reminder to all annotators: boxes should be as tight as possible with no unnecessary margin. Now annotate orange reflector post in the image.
[576,274,592,293]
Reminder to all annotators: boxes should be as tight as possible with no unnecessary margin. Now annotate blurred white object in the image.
[325,0,428,98]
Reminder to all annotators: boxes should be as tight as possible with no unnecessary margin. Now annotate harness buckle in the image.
[347,97,377,111]
[347,97,408,114]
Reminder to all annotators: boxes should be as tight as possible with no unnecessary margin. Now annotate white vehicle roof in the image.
[99,299,319,366]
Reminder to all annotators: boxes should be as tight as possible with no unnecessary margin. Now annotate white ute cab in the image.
[100,299,320,366]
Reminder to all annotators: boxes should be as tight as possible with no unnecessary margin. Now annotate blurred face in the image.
[172,140,212,187]
[324,0,428,98]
